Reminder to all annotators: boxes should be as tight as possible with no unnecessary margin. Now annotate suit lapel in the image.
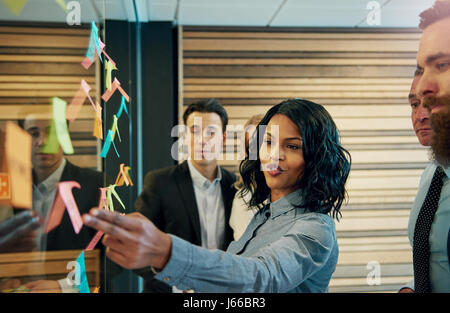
[175,161,202,245]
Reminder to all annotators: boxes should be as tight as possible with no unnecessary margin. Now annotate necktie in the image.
[413,166,445,293]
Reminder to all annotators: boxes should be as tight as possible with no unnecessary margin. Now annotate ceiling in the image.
[0,0,437,28]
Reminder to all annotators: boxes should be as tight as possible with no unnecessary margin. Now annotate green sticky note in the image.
[111,115,121,142]
[2,0,28,15]
[106,184,125,212]
[40,119,60,154]
[53,97,74,154]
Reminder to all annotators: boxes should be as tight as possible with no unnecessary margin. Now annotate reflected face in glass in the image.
[23,118,63,172]
[185,112,225,167]
[260,114,305,200]
[409,79,431,147]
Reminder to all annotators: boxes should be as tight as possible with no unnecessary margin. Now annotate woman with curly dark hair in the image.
[83,98,351,293]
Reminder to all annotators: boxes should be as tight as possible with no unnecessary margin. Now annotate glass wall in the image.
[0,0,139,293]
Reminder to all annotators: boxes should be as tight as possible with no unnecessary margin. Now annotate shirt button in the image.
[163,277,171,282]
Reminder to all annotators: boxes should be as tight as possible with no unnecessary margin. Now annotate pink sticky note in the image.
[101,78,130,103]
[44,191,66,234]
[98,187,109,211]
[66,86,86,122]
[81,80,97,113]
[85,230,104,251]
[58,181,83,234]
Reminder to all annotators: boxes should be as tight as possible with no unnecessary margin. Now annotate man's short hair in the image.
[182,98,228,133]
[419,0,450,30]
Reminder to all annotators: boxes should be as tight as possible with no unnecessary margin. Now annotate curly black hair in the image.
[239,98,351,221]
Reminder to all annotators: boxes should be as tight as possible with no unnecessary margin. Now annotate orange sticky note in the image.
[98,187,109,211]
[92,287,100,293]
[115,164,133,187]
[58,181,83,234]
[44,191,65,234]
[0,122,32,209]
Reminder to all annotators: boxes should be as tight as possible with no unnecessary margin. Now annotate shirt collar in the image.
[267,190,304,219]
[187,160,222,189]
[434,161,450,179]
[34,158,66,192]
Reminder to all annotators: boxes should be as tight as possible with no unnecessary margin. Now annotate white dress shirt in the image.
[187,160,225,250]
[32,158,66,251]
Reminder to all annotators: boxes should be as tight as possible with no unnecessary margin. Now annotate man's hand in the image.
[82,209,172,270]
[0,210,41,253]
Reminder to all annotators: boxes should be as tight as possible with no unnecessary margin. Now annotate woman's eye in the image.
[411,101,419,109]
[287,144,300,150]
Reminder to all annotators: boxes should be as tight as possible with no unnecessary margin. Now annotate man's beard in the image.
[423,95,450,167]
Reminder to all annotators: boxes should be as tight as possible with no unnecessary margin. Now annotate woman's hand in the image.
[82,209,172,270]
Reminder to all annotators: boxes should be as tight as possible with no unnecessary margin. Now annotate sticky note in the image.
[116,96,128,118]
[85,230,104,251]
[53,97,74,154]
[115,163,133,187]
[98,187,109,211]
[66,86,86,122]
[110,115,121,142]
[76,251,90,293]
[86,22,101,63]
[40,119,60,154]
[81,80,97,113]
[81,36,110,70]
[99,130,113,158]
[105,60,117,91]
[58,181,83,234]
[44,190,65,234]
[93,287,99,293]
[93,102,103,140]
[0,122,32,209]
[106,184,125,212]
[2,0,27,15]
[101,78,130,103]
[55,0,68,12]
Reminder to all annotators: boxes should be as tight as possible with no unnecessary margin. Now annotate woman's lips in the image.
[264,165,285,176]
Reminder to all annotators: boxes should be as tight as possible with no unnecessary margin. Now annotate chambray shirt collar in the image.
[33,158,66,193]
[434,161,450,179]
[267,189,304,219]
[187,160,222,189]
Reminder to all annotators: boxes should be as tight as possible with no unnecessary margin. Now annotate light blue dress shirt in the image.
[155,190,339,292]
[404,162,450,292]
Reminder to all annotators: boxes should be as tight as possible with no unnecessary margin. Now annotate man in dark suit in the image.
[17,116,106,292]
[135,99,237,293]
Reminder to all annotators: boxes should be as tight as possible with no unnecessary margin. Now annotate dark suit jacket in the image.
[45,160,104,251]
[135,161,237,292]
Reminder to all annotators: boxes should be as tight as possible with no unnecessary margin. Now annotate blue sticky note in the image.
[86,22,102,62]
[100,129,113,158]
[116,96,128,118]
[76,251,90,293]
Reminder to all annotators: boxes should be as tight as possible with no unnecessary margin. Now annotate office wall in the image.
[180,26,425,292]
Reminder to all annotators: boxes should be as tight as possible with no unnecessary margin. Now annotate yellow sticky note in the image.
[105,60,117,91]
[93,102,103,140]
[2,0,27,15]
